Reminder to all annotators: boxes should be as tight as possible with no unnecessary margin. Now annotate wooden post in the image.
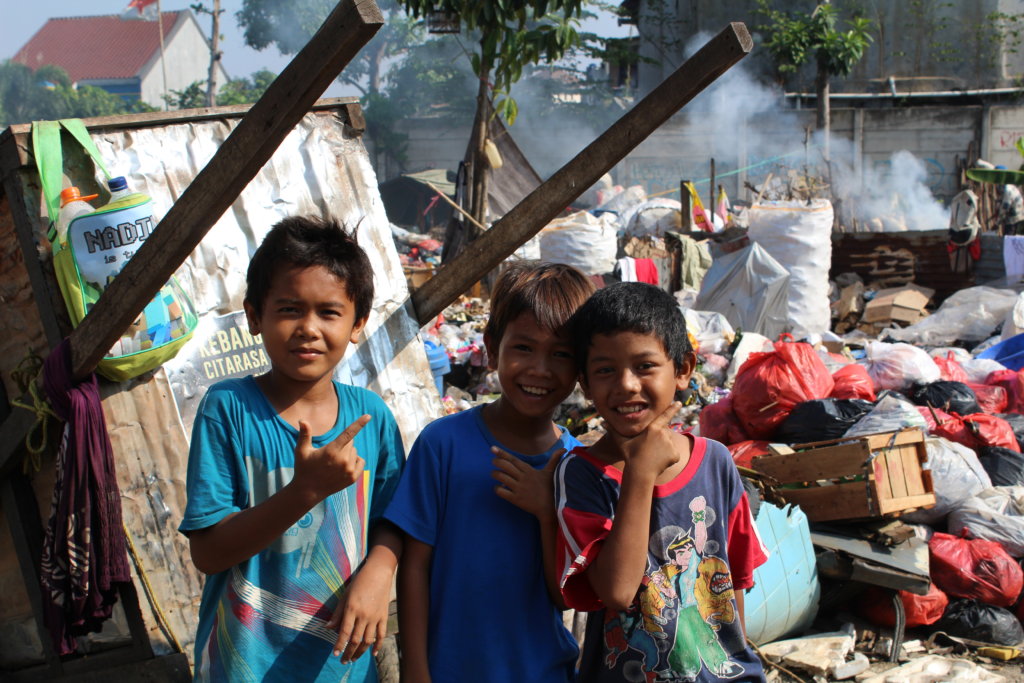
[680,179,692,232]
[66,0,382,380]
[709,157,716,211]
[411,22,752,325]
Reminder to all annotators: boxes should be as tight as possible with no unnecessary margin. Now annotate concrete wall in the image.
[633,0,1024,97]
[390,104,988,208]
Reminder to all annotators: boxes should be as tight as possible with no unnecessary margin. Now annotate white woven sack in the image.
[539,211,617,275]
[748,199,833,338]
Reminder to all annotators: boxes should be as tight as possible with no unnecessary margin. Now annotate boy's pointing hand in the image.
[292,415,370,503]
[616,401,681,477]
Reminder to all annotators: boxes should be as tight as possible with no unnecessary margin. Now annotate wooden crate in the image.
[752,428,935,523]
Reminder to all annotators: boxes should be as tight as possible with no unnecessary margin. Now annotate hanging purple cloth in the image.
[39,340,131,655]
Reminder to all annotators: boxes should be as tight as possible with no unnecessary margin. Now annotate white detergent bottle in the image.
[55,186,98,244]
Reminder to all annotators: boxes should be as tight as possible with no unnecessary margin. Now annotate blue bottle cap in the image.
[108,176,128,192]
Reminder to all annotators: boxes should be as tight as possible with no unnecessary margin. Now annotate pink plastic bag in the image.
[732,341,835,439]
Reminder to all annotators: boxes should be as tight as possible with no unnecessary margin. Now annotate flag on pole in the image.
[684,182,713,232]
[716,186,731,224]
[122,0,158,20]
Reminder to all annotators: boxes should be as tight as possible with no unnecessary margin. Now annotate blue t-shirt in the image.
[384,405,579,683]
[179,376,405,682]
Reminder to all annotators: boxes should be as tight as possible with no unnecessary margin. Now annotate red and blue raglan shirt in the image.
[555,436,769,682]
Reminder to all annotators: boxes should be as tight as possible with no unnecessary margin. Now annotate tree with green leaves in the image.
[237,0,422,99]
[400,0,586,223]
[756,1,872,152]
[0,61,151,129]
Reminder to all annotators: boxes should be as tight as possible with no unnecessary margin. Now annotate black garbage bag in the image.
[998,413,1024,450]
[978,446,1024,486]
[935,599,1024,645]
[910,381,981,416]
[775,398,874,444]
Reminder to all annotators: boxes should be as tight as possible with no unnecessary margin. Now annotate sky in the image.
[2,0,628,98]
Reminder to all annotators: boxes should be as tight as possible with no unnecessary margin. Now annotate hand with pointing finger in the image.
[291,415,370,504]
[611,401,681,479]
[491,446,564,518]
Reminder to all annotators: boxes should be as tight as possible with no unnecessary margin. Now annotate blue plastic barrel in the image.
[424,340,450,395]
[743,502,819,645]
[976,332,1024,371]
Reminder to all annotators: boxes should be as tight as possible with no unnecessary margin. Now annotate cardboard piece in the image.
[862,284,934,324]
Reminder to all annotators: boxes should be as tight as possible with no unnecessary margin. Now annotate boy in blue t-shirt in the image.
[385,262,595,683]
[179,216,405,682]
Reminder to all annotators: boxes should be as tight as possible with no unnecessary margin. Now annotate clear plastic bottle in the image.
[100,175,149,210]
[55,186,98,243]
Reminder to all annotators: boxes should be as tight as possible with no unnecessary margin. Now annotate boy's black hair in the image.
[484,261,595,344]
[569,282,691,371]
[245,215,374,321]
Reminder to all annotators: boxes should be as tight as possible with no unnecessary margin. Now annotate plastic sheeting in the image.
[747,199,833,338]
[695,242,789,340]
[948,486,1024,557]
[98,106,450,447]
[884,286,1019,346]
[902,437,991,526]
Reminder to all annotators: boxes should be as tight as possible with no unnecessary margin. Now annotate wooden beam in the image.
[67,0,382,380]
[411,22,752,324]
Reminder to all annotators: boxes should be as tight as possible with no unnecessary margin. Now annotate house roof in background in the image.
[13,12,184,82]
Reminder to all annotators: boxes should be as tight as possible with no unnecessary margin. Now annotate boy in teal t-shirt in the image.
[180,216,404,681]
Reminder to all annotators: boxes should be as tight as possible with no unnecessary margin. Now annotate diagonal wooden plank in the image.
[411,22,752,325]
[68,0,383,380]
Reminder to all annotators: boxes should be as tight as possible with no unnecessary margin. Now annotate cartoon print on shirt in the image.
[600,495,745,681]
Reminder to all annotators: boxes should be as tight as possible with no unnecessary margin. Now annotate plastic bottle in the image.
[99,175,149,210]
[55,186,98,243]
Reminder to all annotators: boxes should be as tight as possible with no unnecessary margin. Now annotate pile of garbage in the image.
[391,223,443,269]
[414,174,1024,679]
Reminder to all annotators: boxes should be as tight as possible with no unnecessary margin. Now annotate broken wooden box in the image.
[753,428,935,523]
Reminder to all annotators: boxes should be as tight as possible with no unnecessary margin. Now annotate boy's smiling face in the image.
[244,264,366,391]
[485,312,578,421]
[581,330,693,439]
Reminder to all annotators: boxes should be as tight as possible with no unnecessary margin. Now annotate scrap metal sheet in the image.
[91,109,444,446]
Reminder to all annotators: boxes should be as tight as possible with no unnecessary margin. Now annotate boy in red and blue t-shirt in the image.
[555,282,769,682]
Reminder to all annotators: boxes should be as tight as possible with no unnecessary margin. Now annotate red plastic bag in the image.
[830,363,876,401]
[918,407,971,446]
[987,369,1024,414]
[929,532,1023,608]
[918,408,1020,453]
[965,413,1020,452]
[859,584,949,628]
[728,440,771,469]
[698,396,748,446]
[934,352,970,384]
[969,383,1009,414]
[731,341,835,440]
